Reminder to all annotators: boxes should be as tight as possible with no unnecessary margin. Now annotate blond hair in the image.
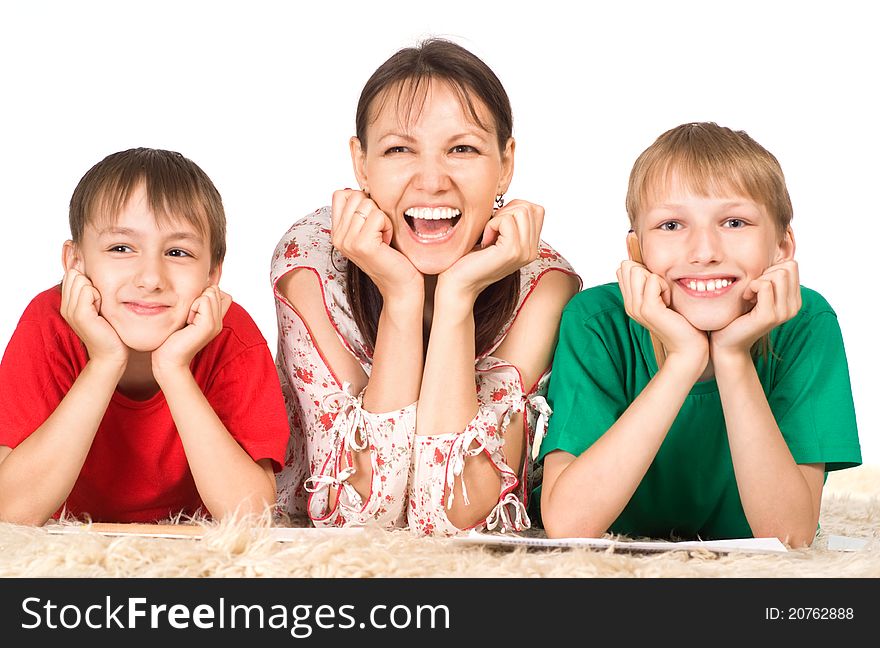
[626,122,792,237]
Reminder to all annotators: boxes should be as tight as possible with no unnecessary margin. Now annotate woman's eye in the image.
[451,145,478,154]
[384,146,409,155]
[167,249,191,258]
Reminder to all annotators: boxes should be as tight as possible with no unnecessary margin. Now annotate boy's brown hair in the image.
[626,122,793,238]
[69,148,226,268]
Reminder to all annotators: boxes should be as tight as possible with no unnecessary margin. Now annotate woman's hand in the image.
[438,200,543,303]
[60,268,128,368]
[331,189,422,300]
[617,260,709,372]
[710,260,800,357]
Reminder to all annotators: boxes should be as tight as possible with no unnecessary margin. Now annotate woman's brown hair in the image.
[346,39,519,355]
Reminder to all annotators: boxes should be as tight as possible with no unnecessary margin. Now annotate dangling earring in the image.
[494,194,505,210]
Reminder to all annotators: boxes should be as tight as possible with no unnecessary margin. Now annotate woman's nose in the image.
[413,154,451,193]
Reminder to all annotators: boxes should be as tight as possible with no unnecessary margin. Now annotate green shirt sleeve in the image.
[540,291,632,461]
[765,293,861,471]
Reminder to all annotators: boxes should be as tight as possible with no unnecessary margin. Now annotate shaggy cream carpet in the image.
[1,466,877,578]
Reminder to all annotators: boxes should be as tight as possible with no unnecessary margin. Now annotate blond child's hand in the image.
[151,285,231,378]
[60,268,127,366]
[331,189,422,301]
[710,260,801,356]
[439,200,543,303]
[617,260,709,370]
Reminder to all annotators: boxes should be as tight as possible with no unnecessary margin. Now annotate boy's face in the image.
[636,184,794,332]
[63,184,220,352]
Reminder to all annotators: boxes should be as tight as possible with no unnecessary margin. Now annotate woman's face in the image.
[351,79,514,275]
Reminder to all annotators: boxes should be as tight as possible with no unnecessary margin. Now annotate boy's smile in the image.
[123,300,173,316]
[353,80,513,275]
[637,189,793,332]
[64,184,219,353]
[675,276,737,296]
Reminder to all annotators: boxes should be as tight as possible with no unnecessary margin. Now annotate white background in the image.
[1,1,876,463]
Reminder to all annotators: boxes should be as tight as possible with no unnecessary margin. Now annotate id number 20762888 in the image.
[765,608,854,621]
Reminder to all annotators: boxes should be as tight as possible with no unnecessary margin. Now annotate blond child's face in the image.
[64,184,220,352]
[352,80,513,275]
[636,186,794,332]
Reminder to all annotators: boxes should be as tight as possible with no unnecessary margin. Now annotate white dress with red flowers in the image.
[271,207,579,536]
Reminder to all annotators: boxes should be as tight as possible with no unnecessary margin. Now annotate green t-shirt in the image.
[538,283,862,540]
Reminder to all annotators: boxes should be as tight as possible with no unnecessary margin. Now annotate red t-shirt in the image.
[0,286,290,522]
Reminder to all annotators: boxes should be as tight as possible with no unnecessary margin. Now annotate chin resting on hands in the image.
[151,285,232,376]
[330,189,421,299]
[616,259,708,366]
[60,268,127,366]
[439,199,544,300]
[711,260,801,355]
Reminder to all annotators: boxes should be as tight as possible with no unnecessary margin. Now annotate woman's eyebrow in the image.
[447,130,490,142]
[377,132,416,143]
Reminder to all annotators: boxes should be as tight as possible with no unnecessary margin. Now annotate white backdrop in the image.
[1,1,876,463]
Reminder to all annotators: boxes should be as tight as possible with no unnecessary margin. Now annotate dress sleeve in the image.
[275,309,416,528]
[406,245,580,537]
[272,211,416,527]
[407,357,550,536]
[538,302,629,462]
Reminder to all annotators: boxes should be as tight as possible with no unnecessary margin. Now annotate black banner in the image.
[0,578,875,643]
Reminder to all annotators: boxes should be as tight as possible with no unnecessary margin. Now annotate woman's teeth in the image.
[404,207,462,240]
[686,278,733,292]
[404,207,461,220]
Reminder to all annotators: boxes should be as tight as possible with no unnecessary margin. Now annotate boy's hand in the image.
[617,260,709,368]
[710,260,801,356]
[331,189,422,301]
[60,268,127,366]
[151,285,232,378]
[439,200,542,302]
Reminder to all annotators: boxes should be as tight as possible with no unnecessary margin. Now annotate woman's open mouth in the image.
[404,207,462,242]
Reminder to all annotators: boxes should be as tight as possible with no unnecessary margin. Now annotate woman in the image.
[271,39,580,536]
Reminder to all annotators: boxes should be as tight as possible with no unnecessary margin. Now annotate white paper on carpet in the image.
[453,531,788,554]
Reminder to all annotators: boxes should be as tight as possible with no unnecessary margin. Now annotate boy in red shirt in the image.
[0,148,290,525]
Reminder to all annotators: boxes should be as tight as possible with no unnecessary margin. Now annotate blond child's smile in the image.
[639,192,788,332]
[677,276,737,295]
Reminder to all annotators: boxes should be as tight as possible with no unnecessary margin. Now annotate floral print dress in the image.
[271,207,579,536]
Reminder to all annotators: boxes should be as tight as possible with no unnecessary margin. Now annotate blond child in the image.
[539,123,861,546]
[0,148,289,525]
